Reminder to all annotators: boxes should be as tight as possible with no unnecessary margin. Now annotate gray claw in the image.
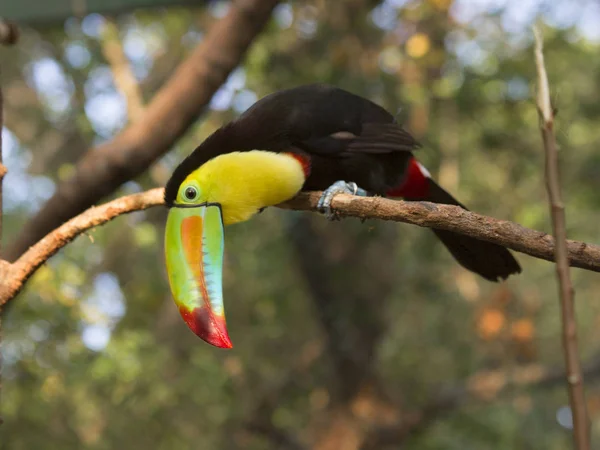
[317,180,367,221]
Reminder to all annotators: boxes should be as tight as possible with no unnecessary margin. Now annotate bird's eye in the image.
[184,186,198,201]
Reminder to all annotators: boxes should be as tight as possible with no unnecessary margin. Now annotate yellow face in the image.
[178,150,307,225]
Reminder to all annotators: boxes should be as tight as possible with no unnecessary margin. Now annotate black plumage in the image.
[165,84,521,281]
[165,84,419,203]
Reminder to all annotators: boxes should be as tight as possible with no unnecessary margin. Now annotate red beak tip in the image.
[214,338,233,349]
[179,306,233,349]
[197,329,233,349]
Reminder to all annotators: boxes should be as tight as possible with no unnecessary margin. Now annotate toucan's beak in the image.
[164,203,232,348]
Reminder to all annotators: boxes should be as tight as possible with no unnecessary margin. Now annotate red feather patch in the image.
[386,157,431,199]
[285,152,312,178]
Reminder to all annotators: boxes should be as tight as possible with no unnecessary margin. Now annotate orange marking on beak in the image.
[181,215,210,308]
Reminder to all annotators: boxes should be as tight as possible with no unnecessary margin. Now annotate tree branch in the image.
[1,189,600,306]
[0,188,163,304]
[4,0,280,262]
[533,26,590,449]
[282,194,600,272]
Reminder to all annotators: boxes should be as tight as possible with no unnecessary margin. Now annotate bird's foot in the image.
[317,180,367,221]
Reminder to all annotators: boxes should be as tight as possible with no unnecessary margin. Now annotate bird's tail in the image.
[388,158,521,281]
[422,180,521,281]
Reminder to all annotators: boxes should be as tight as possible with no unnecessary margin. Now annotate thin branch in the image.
[1,189,600,306]
[282,193,600,272]
[533,26,590,450]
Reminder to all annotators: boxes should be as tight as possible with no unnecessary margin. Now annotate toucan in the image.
[164,84,521,349]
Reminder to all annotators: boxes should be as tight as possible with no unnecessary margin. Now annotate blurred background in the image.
[2,0,600,448]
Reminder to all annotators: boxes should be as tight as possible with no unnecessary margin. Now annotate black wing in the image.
[247,84,421,156]
[297,122,421,156]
